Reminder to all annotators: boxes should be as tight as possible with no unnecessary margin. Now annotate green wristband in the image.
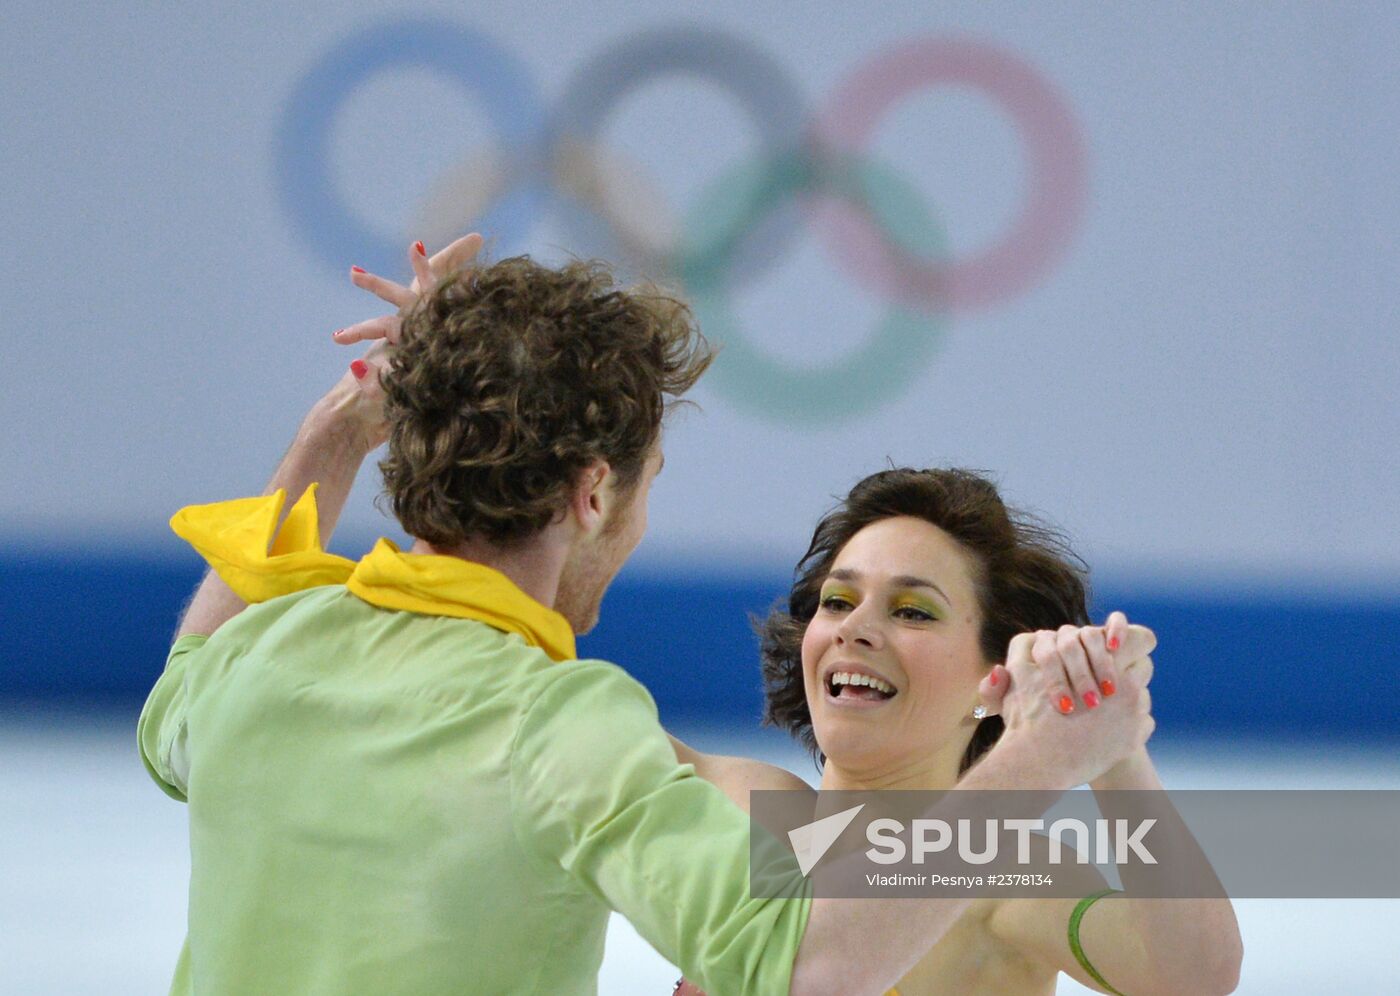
[1068,888,1127,995]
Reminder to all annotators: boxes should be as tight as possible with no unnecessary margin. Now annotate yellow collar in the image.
[170,486,577,662]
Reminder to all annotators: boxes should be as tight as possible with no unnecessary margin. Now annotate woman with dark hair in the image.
[760,467,1092,782]
[675,467,1242,996]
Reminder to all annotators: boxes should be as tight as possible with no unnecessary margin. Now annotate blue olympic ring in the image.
[275,18,548,278]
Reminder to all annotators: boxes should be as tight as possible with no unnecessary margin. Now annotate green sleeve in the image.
[137,634,208,802]
[511,661,811,995]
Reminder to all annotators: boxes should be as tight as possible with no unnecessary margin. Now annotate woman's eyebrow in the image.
[827,568,950,605]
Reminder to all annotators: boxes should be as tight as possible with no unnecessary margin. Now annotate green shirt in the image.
[139,586,810,994]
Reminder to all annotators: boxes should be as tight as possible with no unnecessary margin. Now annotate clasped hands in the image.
[977,611,1157,787]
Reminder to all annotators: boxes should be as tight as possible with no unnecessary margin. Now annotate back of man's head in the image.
[379,256,712,547]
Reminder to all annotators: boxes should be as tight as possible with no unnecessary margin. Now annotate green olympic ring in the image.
[677,151,948,424]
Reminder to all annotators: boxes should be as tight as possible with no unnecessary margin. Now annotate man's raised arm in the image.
[173,371,384,639]
[174,235,483,639]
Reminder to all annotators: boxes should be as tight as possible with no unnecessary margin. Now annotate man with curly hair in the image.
[139,238,1152,995]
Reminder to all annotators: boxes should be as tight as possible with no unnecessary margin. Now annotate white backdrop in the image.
[6,1,1398,585]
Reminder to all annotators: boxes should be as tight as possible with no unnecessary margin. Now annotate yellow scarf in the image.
[170,486,577,662]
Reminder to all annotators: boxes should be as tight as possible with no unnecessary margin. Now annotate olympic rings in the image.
[276,21,1087,422]
[549,26,809,284]
[678,151,947,423]
[276,19,549,278]
[813,37,1087,313]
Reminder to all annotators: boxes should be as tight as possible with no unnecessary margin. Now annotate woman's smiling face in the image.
[800,515,991,777]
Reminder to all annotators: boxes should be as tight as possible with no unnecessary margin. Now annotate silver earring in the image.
[971,705,989,720]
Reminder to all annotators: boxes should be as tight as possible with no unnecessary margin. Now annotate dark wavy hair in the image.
[379,256,712,546]
[759,468,1090,774]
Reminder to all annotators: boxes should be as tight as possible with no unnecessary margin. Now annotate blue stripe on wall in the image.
[4,553,1397,739]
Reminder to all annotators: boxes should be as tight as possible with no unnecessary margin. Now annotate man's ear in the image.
[566,459,612,536]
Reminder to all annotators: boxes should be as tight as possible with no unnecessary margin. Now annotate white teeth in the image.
[830,671,896,695]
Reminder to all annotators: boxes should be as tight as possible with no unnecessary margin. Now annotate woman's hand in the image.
[320,234,485,449]
[977,612,1155,717]
[309,336,397,452]
[333,233,485,346]
[1029,611,1155,713]
[986,614,1157,789]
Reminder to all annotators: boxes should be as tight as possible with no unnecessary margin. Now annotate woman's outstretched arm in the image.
[988,747,1242,995]
[988,624,1242,996]
[667,733,814,811]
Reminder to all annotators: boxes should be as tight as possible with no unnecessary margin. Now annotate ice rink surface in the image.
[3,713,1396,995]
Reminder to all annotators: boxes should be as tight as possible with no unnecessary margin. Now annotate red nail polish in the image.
[1107,634,1120,651]
[988,671,999,687]
[1084,690,1100,709]
[350,359,368,380]
[415,241,426,256]
[1100,679,1116,697]
[351,265,365,274]
[1057,694,1074,715]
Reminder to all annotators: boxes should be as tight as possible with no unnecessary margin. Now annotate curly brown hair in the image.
[759,468,1090,775]
[379,256,712,546]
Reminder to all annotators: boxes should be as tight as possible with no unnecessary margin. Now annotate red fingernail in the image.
[988,671,999,687]
[1107,634,1120,651]
[1100,679,1116,697]
[1057,694,1074,715]
[351,265,365,274]
[414,241,426,256]
[350,359,368,380]
[1084,690,1100,709]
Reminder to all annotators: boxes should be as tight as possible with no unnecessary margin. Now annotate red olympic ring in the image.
[811,37,1088,314]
